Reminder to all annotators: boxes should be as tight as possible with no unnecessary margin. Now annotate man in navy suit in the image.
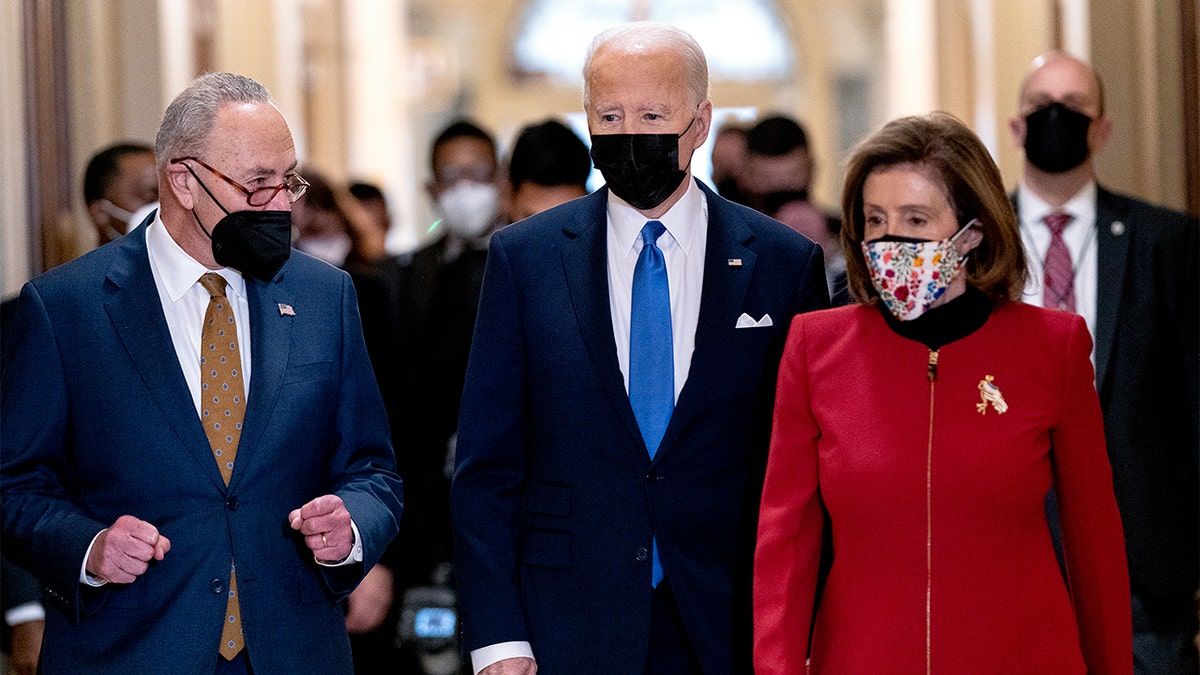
[1009,51,1198,673]
[450,22,828,675]
[0,72,403,674]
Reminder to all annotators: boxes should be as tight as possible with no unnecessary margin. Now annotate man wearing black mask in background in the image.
[450,21,827,675]
[1009,50,1198,674]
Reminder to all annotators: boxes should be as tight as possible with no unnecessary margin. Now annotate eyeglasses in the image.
[172,156,309,207]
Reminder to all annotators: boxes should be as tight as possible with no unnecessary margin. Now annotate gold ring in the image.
[321,534,328,547]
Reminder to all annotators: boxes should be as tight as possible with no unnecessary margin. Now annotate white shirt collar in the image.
[146,211,247,302]
[607,178,706,259]
[1017,180,1098,231]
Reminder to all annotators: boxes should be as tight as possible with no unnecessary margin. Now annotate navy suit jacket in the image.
[1018,187,1198,603]
[0,222,403,674]
[451,181,828,673]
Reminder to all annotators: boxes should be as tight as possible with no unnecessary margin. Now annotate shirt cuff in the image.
[80,529,108,586]
[316,519,364,567]
[471,641,535,674]
[5,602,45,627]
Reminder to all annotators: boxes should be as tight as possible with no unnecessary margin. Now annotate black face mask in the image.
[590,118,695,211]
[1023,102,1092,173]
[187,168,292,281]
[866,234,932,244]
[208,210,292,281]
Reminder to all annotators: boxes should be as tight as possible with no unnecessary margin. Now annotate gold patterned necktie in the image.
[198,272,246,660]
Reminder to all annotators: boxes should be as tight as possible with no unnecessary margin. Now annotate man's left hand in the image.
[289,494,353,562]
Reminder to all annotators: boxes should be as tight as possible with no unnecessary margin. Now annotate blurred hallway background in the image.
[2,0,1196,295]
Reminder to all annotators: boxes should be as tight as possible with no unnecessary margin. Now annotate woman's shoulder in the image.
[991,300,1085,335]
[986,301,1093,362]
[788,303,888,346]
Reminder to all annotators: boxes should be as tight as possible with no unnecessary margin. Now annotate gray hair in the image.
[155,72,274,171]
[582,22,709,109]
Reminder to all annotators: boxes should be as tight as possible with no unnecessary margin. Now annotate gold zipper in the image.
[925,348,938,675]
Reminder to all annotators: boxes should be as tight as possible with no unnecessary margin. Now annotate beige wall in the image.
[1,0,29,296]
[1090,0,1190,211]
[65,0,166,260]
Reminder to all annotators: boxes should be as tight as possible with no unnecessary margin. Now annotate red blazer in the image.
[754,301,1131,674]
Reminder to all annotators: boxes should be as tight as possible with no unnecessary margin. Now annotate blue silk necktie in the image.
[629,220,673,587]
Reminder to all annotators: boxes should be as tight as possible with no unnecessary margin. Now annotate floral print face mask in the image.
[861,220,977,321]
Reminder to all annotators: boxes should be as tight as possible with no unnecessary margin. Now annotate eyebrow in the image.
[245,161,299,179]
[863,202,941,214]
[635,103,673,115]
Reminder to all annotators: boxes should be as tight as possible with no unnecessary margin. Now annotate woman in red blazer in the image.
[753,112,1131,674]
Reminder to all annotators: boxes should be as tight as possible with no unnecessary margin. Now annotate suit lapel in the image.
[1093,187,1130,393]
[658,185,756,458]
[103,233,227,490]
[236,274,294,488]
[561,190,649,450]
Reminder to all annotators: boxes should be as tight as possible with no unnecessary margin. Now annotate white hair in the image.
[582,22,709,108]
[155,72,274,171]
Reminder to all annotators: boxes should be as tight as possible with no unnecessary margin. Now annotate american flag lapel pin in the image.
[727,258,742,267]
[278,303,295,316]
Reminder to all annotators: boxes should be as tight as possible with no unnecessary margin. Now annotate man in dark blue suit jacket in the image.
[0,73,402,674]
[450,23,828,675]
[1010,51,1198,673]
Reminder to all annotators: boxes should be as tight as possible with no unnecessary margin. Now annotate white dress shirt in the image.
[146,212,254,409]
[1017,181,1099,353]
[607,179,708,400]
[470,180,710,674]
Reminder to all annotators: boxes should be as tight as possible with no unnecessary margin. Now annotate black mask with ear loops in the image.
[184,164,292,281]
[590,118,696,211]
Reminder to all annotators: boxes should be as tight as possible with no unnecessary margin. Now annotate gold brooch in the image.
[976,375,1008,415]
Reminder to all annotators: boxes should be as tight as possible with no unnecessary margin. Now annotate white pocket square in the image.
[736,313,773,328]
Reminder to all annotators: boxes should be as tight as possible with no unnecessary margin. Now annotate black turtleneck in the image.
[880,285,994,350]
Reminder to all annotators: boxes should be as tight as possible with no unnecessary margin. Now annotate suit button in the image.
[226,496,239,511]
[644,474,660,484]
[210,578,225,594]
[635,547,649,562]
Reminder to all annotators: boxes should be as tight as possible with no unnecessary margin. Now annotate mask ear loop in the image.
[950,218,981,242]
[180,162,232,240]
[949,218,981,262]
[675,115,699,176]
[98,199,135,223]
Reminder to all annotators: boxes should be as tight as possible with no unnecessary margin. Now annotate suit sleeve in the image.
[450,233,532,651]
[1052,315,1132,675]
[321,273,404,595]
[0,283,108,619]
[795,239,831,314]
[754,314,824,674]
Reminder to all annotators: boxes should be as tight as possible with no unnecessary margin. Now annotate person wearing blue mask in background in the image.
[1009,50,1198,674]
[450,21,827,675]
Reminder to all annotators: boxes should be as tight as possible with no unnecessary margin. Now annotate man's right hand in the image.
[480,657,537,675]
[86,515,170,584]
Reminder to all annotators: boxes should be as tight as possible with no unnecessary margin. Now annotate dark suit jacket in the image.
[0,225,403,674]
[1018,187,1198,604]
[450,181,828,673]
[1,296,45,655]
